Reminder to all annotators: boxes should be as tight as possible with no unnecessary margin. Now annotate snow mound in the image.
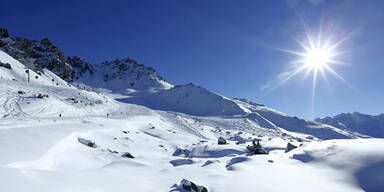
[291,139,384,192]
[120,83,247,116]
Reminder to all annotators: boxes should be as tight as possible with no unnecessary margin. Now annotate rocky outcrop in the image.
[175,179,208,192]
[0,28,9,38]
[0,29,91,82]
[83,57,171,90]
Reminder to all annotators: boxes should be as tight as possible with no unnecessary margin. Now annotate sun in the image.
[304,47,331,70]
[265,29,351,104]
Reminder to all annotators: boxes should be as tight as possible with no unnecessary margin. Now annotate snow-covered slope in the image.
[1,111,383,191]
[316,112,384,138]
[0,50,120,118]
[234,98,357,139]
[119,84,357,139]
[0,50,68,87]
[121,83,246,116]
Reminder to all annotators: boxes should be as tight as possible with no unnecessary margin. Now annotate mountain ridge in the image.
[0,27,171,91]
[315,112,384,138]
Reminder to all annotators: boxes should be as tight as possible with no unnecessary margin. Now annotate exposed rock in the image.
[121,152,134,158]
[0,62,11,69]
[77,138,97,148]
[0,30,92,82]
[178,179,208,192]
[37,93,49,99]
[285,142,298,153]
[0,28,9,38]
[65,98,79,103]
[217,137,226,145]
[246,138,268,154]
[173,148,190,157]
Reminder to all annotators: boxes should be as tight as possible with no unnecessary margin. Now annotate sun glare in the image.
[304,47,331,69]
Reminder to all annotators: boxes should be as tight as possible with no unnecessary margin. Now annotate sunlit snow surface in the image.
[0,50,383,191]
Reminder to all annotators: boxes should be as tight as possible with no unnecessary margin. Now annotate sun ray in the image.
[322,64,351,87]
[279,65,309,86]
[319,67,332,92]
[311,68,318,117]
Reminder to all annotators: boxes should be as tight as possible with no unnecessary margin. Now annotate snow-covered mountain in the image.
[1,29,383,192]
[75,57,172,91]
[0,28,171,91]
[315,112,384,138]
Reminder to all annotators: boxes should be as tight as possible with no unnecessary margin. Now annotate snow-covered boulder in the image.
[121,152,134,158]
[178,179,208,192]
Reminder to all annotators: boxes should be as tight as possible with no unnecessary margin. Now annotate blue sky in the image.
[1,0,384,119]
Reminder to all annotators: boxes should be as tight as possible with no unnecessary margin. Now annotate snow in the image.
[0,50,382,191]
[120,83,246,116]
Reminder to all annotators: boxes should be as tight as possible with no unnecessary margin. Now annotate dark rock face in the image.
[0,62,11,69]
[285,142,298,153]
[0,28,9,38]
[0,28,91,82]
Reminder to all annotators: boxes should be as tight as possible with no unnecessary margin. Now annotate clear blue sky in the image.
[1,0,384,119]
